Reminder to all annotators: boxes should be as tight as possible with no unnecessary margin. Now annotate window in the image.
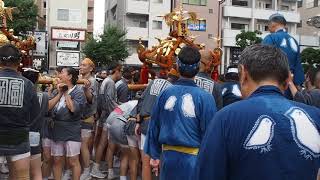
[128,14,148,28]
[231,23,248,30]
[209,9,213,14]
[297,20,302,28]
[280,5,289,10]
[256,24,268,32]
[208,34,214,39]
[152,21,162,29]
[265,3,272,9]
[183,0,207,6]
[187,19,206,31]
[44,1,46,8]
[306,0,318,8]
[111,6,117,20]
[257,1,272,9]
[232,0,248,6]
[132,19,147,28]
[127,40,148,55]
[57,9,69,21]
[153,0,163,3]
[298,0,303,7]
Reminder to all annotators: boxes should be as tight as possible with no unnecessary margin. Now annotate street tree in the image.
[301,47,320,71]
[235,30,262,49]
[5,0,38,36]
[82,26,129,67]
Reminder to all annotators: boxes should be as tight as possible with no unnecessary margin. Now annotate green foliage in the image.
[301,48,320,71]
[235,30,262,49]
[82,26,129,67]
[5,0,38,35]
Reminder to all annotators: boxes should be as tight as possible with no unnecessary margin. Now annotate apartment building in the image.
[105,0,171,65]
[221,0,300,72]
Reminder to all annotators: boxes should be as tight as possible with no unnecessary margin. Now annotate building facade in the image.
[47,0,88,69]
[88,0,94,34]
[297,0,320,36]
[35,0,47,31]
[297,0,320,49]
[105,0,171,65]
[221,0,300,72]
[174,0,220,51]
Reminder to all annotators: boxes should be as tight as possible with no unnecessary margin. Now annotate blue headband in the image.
[176,57,200,74]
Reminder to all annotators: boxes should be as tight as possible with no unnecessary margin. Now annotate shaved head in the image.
[200,50,212,63]
[199,49,213,73]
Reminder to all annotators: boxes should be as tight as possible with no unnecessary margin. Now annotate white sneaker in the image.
[0,163,9,174]
[80,170,91,180]
[62,170,72,180]
[48,172,54,179]
[107,169,119,180]
[90,166,106,179]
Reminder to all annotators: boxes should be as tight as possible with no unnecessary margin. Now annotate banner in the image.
[56,51,80,66]
[34,31,46,56]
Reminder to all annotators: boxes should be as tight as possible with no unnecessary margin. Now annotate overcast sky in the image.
[94,0,105,37]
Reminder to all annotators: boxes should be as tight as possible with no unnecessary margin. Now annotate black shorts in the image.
[31,145,41,155]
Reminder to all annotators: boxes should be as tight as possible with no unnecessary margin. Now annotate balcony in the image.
[223,6,252,18]
[125,53,143,65]
[223,6,300,23]
[253,9,300,23]
[126,27,149,40]
[126,0,149,15]
[299,35,320,47]
[88,0,94,8]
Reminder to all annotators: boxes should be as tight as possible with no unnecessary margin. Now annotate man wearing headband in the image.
[144,46,217,179]
[221,65,242,106]
[79,58,99,180]
[195,49,223,110]
[262,13,304,91]
[0,44,40,179]
[134,70,178,180]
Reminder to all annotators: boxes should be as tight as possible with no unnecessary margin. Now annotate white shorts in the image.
[81,129,92,138]
[0,152,31,162]
[42,138,52,148]
[127,135,140,148]
[140,134,146,151]
[30,153,41,161]
[51,141,81,157]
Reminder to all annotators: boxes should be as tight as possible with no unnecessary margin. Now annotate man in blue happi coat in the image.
[144,46,217,180]
[262,13,304,87]
[194,44,320,180]
[221,65,242,107]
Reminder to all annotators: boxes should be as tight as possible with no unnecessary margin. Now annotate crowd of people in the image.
[0,13,320,180]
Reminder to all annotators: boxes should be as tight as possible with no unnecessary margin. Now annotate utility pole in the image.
[217,0,225,48]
